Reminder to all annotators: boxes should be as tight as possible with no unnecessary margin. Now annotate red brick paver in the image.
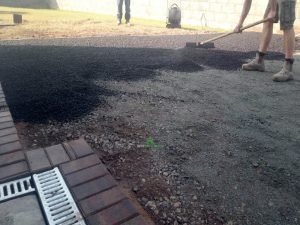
[0,134,19,145]
[0,111,10,117]
[0,161,29,182]
[0,127,17,137]
[86,199,139,225]
[63,142,77,160]
[0,99,27,182]
[65,164,108,187]
[60,154,101,175]
[26,148,52,173]
[120,216,150,225]
[72,175,117,201]
[65,138,94,158]
[79,186,126,216]
[45,144,70,166]
[0,121,15,130]
[0,141,22,155]
[0,151,25,167]
[0,115,13,123]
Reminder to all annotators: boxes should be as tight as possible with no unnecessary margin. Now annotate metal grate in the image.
[33,168,86,225]
[0,176,35,202]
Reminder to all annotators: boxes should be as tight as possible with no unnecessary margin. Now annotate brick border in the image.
[0,83,29,182]
[0,82,151,225]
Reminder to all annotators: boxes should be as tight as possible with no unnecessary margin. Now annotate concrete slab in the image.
[0,194,46,225]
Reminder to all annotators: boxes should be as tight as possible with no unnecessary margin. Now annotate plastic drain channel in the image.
[0,176,35,202]
[33,168,86,225]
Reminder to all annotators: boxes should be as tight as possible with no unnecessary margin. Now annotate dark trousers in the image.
[117,0,131,22]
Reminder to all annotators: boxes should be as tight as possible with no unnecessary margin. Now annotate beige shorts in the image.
[264,0,296,30]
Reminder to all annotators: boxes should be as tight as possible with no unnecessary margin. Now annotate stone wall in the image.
[1,0,299,32]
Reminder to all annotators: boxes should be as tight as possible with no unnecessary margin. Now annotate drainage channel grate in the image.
[33,167,86,225]
[0,176,35,202]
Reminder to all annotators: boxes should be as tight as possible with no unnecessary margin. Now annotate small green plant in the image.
[145,137,163,149]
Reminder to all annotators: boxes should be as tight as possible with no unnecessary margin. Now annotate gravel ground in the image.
[0,33,299,225]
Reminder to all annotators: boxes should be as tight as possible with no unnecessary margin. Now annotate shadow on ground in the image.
[0,45,283,123]
[0,24,15,27]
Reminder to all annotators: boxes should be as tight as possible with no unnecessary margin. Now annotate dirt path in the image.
[0,33,299,225]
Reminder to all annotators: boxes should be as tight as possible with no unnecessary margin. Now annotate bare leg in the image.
[272,27,295,81]
[258,21,274,53]
[241,21,274,72]
[283,27,295,59]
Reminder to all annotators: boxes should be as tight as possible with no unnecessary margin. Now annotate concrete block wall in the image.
[181,0,270,30]
[53,0,299,32]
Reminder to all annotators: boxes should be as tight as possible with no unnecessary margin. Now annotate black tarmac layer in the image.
[0,34,283,122]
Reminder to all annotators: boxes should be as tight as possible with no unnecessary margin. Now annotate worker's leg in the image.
[273,0,296,82]
[284,27,295,59]
[258,21,274,54]
[125,0,131,23]
[117,0,123,24]
[242,3,278,71]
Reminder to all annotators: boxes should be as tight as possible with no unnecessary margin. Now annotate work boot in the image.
[242,53,265,72]
[126,21,131,27]
[272,60,294,82]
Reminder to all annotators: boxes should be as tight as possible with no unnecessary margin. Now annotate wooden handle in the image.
[200,18,271,45]
[240,18,270,31]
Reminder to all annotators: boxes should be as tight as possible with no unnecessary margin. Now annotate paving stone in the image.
[0,134,19,145]
[45,144,70,166]
[0,111,10,118]
[86,199,139,225]
[26,148,52,173]
[0,127,17,137]
[0,121,14,130]
[0,161,29,182]
[0,151,25,167]
[0,98,6,104]
[72,175,117,200]
[0,107,8,113]
[79,186,126,216]
[65,164,108,187]
[120,216,149,225]
[62,142,76,160]
[0,141,22,155]
[67,139,94,158]
[0,104,7,111]
[60,154,101,175]
[0,116,12,123]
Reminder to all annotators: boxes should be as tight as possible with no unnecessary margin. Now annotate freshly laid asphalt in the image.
[0,33,299,225]
[0,34,283,122]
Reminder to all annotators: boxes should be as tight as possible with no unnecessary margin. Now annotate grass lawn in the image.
[0,6,222,40]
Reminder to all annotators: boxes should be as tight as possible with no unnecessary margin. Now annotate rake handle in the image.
[200,18,271,45]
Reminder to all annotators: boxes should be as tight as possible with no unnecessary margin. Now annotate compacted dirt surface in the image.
[0,33,299,225]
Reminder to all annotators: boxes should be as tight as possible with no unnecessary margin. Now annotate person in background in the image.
[235,0,296,82]
[117,0,131,26]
